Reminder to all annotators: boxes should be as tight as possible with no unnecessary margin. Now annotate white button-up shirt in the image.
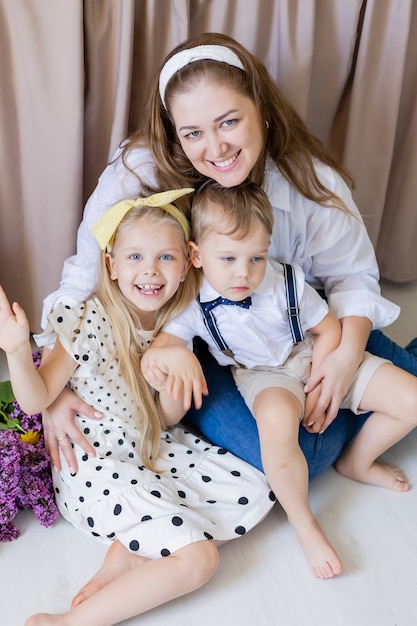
[263,158,399,327]
[39,147,399,342]
[164,261,330,368]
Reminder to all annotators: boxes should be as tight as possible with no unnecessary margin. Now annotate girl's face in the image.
[107,216,189,318]
[170,80,264,188]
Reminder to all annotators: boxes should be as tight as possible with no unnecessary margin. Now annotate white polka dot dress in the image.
[47,298,275,559]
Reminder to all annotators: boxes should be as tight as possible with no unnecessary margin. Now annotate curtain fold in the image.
[375,1,417,282]
[128,0,191,132]
[1,0,416,330]
[83,0,135,203]
[0,0,135,329]
[340,0,414,246]
[0,0,85,330]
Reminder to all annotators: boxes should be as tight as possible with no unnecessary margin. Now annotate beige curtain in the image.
[337,0,417,282]
[0,0,135,329]
[1,0,416,330]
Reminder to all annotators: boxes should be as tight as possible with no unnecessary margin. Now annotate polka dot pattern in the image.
[49,298,274,560]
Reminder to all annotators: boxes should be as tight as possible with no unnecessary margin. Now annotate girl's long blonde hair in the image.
[94,206,200,470]
[120,32,354,214]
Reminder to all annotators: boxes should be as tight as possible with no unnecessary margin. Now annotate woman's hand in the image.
[43,387,102,473]
[302,315,371,433]
[303,344,363,433]
[303,345,358,432]
[303,384,326,433]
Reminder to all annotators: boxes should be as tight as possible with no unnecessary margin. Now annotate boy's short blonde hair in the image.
[191,180,274,243]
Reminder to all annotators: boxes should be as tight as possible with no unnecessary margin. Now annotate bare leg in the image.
[335,363,417,490]
[25,540,219,626]
[72,541,146,608]
[254,388,342,579]
[72,538,231,608]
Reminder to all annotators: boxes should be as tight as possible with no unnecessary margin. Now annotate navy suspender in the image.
[282,263,304,344]
[198,263,304,364]
[198,297,240,363]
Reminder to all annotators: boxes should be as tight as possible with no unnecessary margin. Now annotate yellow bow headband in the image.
[92,188,194,252]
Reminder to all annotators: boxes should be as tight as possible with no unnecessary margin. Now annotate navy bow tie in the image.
[200,296,252,315]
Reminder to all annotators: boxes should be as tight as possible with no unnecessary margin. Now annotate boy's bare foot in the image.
[292,517,343,579]
[335,457,409,492]
[72,540,147,608]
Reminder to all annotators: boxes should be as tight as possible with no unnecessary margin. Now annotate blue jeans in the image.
[184,331,417,481]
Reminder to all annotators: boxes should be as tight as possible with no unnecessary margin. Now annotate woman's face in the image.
[170,80,264,188]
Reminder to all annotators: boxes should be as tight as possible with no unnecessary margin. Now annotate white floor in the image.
[1,279,417,626]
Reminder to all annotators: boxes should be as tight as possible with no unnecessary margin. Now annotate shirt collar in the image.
[199,280,223,302]
[263,158,291,212]
[254,261,275,295]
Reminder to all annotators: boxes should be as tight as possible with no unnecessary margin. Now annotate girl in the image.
[40,32,417,481]
[0,189,274,626]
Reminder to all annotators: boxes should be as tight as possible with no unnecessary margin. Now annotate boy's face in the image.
[190,221,270,300]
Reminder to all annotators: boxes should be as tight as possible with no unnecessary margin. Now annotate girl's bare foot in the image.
[292,517,343,579]
[72,541,147,608]
[335,457,409,492]
[25,615,62,626]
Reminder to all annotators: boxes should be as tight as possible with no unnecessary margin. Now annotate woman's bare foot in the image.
[72,541,147,608]
[335,457,409,492]
[292,517,343,579]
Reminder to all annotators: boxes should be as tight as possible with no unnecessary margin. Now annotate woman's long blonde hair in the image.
[121,32,354,213]
[94,205,200,470]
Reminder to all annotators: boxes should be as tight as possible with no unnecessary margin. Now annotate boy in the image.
[142,181,417,579]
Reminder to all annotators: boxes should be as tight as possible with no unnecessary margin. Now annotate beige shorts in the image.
[232,339,389,418]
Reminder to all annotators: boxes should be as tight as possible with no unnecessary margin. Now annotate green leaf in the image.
[0,380,16,420]
[0,380,15,404]
[0,416,25,432]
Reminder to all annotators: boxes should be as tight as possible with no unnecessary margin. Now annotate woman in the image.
[40,32,417,480]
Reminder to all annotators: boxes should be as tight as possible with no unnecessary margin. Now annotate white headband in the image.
[159,44,245,108]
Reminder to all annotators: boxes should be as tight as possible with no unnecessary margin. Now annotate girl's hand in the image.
[142,347,208,410]
[164,350,208,411]
[141,356,169,392]
[303,346,358,433]
[43,387,103,472]
[0,285,30,353]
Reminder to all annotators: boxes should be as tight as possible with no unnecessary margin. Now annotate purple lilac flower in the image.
[0,350,59,541]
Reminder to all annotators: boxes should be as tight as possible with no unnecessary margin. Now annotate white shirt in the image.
[164,261,330,368]
[40,146,399,340]
[263,158,399,326]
